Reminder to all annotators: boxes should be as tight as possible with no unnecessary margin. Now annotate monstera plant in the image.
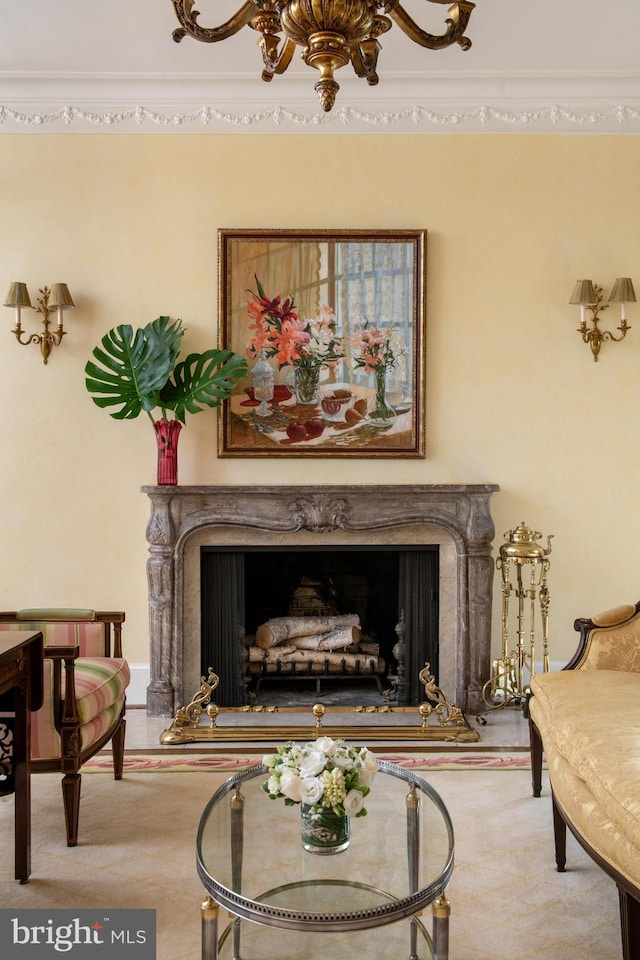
[85,316,247,484]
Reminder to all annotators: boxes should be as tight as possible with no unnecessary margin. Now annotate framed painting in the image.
[217,228,426,458]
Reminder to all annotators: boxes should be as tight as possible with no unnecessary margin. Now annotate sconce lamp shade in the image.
[569,279,597,305]
[609,277,637,303]
[48,283,75,309]
[4,282,33,309]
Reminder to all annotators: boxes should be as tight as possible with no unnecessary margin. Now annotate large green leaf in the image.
[85,322,174,420]
[161,349,248,424]
[144,316,184,370]
[86,316,246,424]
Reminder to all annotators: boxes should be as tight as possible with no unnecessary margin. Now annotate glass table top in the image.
[197,759,454,932]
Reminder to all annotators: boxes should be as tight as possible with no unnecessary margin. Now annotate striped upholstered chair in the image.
[0,609,129,846]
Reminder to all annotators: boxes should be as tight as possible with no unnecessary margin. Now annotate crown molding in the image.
[1,71,640,134]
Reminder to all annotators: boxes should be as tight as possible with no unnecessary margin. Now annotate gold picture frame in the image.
[218,228,427,457]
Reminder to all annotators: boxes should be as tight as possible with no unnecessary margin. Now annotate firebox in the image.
[200,546,439,707]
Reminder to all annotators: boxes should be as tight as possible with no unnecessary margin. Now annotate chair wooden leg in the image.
[112,715,126,780]
[61,772,81,847]
[529,718,543,798]
[551,792,567,873]
[619,887,640,960]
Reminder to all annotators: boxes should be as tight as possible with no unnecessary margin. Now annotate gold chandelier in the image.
[171,1,476,112]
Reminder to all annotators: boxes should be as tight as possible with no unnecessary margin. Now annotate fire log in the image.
[291,626,361,651]
[255,614,360,649]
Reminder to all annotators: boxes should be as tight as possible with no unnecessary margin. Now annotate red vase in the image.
[154,420,182,485]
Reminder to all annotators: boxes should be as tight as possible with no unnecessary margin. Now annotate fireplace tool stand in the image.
[478,522,552,725]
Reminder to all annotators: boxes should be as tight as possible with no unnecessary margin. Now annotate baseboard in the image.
[127,663,150,708]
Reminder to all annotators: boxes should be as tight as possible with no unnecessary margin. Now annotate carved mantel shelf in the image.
[142,483,499,720]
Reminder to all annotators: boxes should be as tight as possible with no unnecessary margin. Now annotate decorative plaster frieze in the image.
[2,101,640,133]
[2,72,640,133]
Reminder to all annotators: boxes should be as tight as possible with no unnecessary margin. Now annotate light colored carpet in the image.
[0,764,620,960]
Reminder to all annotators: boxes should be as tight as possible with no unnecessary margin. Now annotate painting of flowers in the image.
[218,229,426,457]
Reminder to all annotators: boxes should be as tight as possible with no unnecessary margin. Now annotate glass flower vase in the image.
[154,419,182,486]
[368,366,396,425]
[294,364,321,404]
[300,803,350,855]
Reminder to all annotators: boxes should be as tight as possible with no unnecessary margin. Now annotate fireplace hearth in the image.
[142,484,499,725]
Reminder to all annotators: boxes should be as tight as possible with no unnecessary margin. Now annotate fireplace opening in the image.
[200,546,439,708]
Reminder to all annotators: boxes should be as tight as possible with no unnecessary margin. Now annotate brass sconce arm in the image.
[578,314,630,363]
[570,278,635,362]
[4,282,74,365]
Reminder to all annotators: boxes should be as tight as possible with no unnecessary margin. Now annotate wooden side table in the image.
[0,631,44,882]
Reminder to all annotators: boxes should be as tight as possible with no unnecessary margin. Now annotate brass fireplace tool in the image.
[478,522,553,723]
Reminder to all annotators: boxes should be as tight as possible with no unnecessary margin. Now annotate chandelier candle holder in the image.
[570,277,636,362]
[171,0,475,113]
[4,282,75,365]
[479,522,553,724]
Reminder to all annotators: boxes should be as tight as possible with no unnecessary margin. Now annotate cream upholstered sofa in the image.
[0,609,129,846]
[528,602,640,960]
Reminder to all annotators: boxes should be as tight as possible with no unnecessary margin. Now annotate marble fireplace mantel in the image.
[142,483,499,718]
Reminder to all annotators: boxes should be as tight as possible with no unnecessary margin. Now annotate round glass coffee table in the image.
[197,759,454,960]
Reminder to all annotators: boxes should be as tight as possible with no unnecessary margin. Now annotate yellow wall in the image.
[1,133,638,693]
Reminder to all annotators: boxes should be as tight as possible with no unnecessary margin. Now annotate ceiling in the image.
[1,0,639,133]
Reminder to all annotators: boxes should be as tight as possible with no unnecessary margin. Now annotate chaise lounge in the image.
[528,601,640,960]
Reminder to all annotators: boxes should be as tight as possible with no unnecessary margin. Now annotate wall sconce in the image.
[4,282,75,365]
[570,277,635,362]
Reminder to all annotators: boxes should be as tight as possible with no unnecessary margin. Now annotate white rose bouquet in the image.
[262,736,378,818]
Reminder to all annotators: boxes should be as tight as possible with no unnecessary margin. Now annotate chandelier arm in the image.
[171,0,257,43]
[260,35,297,78]
[387,0,475,51]
[350,39,381,83]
